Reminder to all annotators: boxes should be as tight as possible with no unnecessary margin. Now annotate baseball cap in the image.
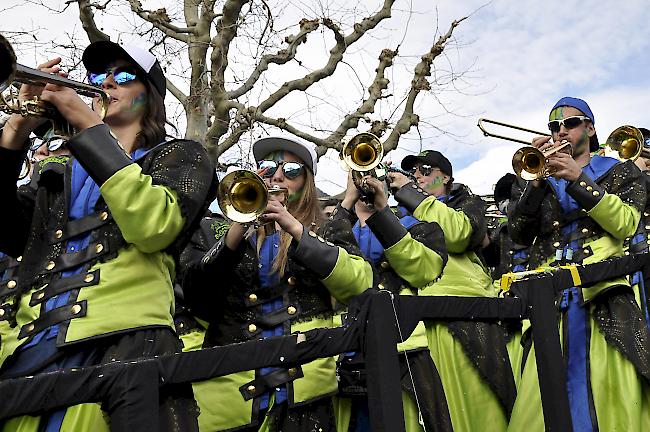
[82,41,166,98]
[401,150,453,178]
[253,135,318,175]
[550,97,598,152]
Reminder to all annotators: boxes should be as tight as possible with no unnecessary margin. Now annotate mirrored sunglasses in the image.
[547,115,590,134]
[29,137,65,153]
[88,66,139,87]
[258,160,305,179]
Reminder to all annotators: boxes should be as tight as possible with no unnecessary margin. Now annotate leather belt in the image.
[29,270,100,307]
[48,211,112,244]
[242,304,301,339]
[239,366,304,400]
[174,314,201,336]
[0,303,14,322]
[18,300,87,340]
[39,240,109,275]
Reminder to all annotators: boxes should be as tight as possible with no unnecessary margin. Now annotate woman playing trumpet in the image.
[0,41,215,430]
[181,135,372,431]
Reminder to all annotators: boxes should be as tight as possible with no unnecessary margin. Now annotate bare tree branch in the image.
[321,48,397,155]
[205,0,251,152]
[166,79,187,107]
[77,0,111,43]
[125,1,195,41]
[226,18,320,100]
[383,17,467,152]
[66,0,469,166]
[256,0,396,114]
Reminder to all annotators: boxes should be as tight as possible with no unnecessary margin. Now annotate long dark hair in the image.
[256,168,325,276]
[133,79,167,150]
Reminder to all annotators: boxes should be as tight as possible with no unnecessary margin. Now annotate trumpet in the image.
[600,125,650,161]
[340,132,387,203]
[0,34,110,141]
[512,141,572,180]
[217,170,288,235]
[340,132,383,172]
[478,118,551,145]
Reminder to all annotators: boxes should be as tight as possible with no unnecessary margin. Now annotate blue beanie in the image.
[550,97,595,125]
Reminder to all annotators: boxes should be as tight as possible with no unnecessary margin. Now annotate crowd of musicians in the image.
[1,39,650,432]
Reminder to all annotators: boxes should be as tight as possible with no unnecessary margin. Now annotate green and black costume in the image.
[180,213,372,431]
[0,124,216,430]
[393,182,517,432]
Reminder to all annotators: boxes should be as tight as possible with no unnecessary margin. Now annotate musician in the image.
[507,97,650,431]
[389,150,516,431]
[330,170,452,431]
[483,173,529,280]
[181,135,372,431]
[627,126,650,328]
[0,41,216,430]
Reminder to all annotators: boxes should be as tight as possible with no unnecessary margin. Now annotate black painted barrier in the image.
[0,253,648,431]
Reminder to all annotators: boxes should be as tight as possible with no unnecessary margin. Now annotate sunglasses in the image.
[88,66,139,87]
[547,116,590,134]
[258,160,305,179]
[409,164,438,177]
[30,138,65,153]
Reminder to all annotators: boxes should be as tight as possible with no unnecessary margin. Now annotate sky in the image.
[2,0,650,197]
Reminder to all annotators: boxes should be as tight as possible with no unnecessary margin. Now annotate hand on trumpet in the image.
[260,195,303,240]
[1,58,63,149]
[387,171,411,190]
[36,58,101,132]
[360,175,388,211]
[39,83,102,132]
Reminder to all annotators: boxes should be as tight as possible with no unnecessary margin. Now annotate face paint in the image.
[128,92,147,113]
[423,175,444,193]
[287,187,303,203]
[577,127,590,151]
[549,107,565,121]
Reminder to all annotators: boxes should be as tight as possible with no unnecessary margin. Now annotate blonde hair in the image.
[256,168,324,276]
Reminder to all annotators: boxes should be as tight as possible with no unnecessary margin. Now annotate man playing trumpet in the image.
[507,97,650,431]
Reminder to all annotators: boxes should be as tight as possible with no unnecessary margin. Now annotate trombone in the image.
[217,170,288,235]
[477,118,570,180]
[477,118,550,145]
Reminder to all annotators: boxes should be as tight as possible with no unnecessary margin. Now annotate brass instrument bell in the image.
[340,132,383,172]
[601,125,648,161]
[512,141,572,181]
[218,170,270,223]
[217,170,289,235]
